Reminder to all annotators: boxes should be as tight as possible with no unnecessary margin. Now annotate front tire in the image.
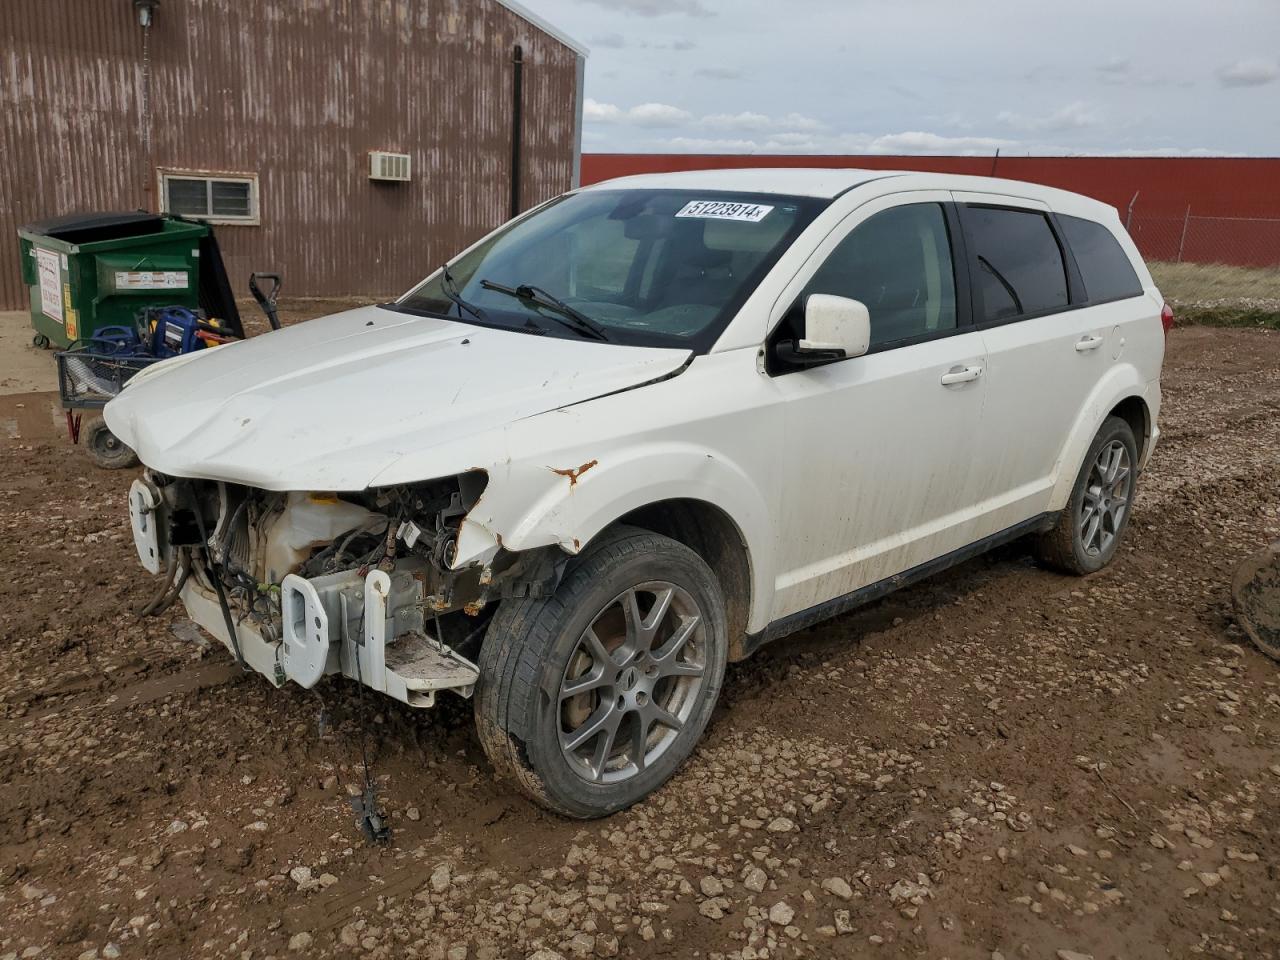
[475,526,728,818]
[1036,415,1138,575]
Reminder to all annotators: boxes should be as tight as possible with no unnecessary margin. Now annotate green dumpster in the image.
[18,212,208,349]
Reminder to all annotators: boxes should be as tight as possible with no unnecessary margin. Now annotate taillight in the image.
[1160,302,1175,336]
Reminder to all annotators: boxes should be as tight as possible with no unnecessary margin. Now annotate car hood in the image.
[104,306,691,491]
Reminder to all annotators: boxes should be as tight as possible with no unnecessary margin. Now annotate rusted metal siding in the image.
[1,0,581,309]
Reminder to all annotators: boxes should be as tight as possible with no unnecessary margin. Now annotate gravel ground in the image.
[1,326,1278,960]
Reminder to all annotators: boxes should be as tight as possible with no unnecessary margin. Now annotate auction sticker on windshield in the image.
[676,200,774,223]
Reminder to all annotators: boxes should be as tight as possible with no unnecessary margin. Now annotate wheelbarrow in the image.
[1232,540,1280,661]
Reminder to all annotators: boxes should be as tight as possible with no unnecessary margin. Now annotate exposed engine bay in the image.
[128,470,566,706]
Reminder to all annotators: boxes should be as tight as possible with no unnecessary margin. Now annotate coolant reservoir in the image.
[263,492,387,583]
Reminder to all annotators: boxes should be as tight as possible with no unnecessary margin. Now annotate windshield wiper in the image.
[440,263,487,322]
[977,255,1023,315]
[478,280,609,342]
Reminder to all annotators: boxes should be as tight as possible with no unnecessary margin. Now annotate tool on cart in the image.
[1232,540,1280,661]
[141,305,237,356]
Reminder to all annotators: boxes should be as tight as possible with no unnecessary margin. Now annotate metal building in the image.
[0,0,587,309]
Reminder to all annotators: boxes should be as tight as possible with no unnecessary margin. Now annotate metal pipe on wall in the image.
[510,44,524,220]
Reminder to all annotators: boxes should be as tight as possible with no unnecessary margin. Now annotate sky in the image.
[520,0,1280,156]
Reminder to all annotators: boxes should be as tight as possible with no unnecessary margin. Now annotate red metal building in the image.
[583,154,1280,267]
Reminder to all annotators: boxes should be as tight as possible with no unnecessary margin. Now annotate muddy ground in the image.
[1,325,1278,960]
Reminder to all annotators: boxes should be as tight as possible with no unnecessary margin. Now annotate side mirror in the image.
[776,294,871,368]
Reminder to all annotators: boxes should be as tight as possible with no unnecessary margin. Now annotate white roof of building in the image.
[498,0,589,58]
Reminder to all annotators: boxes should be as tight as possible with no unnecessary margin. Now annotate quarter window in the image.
[803,203,957,347]
[964,207,1068,322]
[1059,214,1143,303]
[160,171,258,224]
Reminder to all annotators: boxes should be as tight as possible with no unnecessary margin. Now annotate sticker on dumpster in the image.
[114,271,189,290]
[36,248,63,323]
[675,200,774,223]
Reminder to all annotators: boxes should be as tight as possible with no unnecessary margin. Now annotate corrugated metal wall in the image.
[1,0,581,309]
[581,154,1280,215]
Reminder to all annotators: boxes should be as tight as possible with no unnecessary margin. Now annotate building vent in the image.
[369,151,411,182]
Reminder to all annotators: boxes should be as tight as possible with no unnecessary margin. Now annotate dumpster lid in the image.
[21,211,166,245]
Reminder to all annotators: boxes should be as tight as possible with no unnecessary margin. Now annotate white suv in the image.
[107,168,1167,818]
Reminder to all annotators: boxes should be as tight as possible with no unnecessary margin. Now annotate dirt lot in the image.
[1,325,1278,960]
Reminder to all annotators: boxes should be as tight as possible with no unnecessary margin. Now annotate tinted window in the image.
[964,207,1068,322]
[1059,214,1142,303]
[803,203,957,346]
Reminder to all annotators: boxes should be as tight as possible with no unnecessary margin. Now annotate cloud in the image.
[664,136,763,152]
[587,101,827,137]
[583,98,624,122]
[777,113,825,133]
[650,129,1020,156]
[628,102,696,126]
[578,0,714,17]
[1096,57,1164,87]
[1097,57,1131,78]
[613,37,697,51]
[584,99,693,126]
[700,110,826,133]
[703,111,773,132]
[886,83,923,102]
[865,131,1015,155]
[997,101,1100,132]
[1216,58,1278,87]
[694,66,741,80]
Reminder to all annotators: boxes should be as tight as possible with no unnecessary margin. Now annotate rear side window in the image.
[1059,214,1143,303]
[964,207,1068,322]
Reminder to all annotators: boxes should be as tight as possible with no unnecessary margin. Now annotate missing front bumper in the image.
[179,564,478,708]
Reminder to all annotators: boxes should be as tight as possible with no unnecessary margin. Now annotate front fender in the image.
[1047,364,1157,512]
[454,440,776,633]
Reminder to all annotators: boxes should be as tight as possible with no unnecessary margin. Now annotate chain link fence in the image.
[1127,211,1280,269]
[1125,198,1280,323]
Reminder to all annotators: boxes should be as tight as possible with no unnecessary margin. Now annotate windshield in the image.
[393,189,826,351]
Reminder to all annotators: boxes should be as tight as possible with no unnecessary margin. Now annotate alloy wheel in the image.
[1080,439,1132,557]
[558,581,706,784]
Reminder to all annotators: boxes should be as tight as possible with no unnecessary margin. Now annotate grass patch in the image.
[1174,305,1280,330]
[1148,261,1280,304]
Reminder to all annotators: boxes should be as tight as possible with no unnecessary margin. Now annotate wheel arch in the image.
[1109,394,1151,465]
[456,443,777,641]
[1048,370,1155,512]
[614,498,755,661]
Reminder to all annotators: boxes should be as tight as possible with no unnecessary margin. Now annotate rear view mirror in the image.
[776,294,871,368]
[623,216,674,241]
[801,294,870,356]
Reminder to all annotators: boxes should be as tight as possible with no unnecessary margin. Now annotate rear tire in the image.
[475,526,727,818]
[84,417,140,470]
[1036,415,1138,575]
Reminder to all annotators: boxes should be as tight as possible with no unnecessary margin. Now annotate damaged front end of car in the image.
[128,469,566,707]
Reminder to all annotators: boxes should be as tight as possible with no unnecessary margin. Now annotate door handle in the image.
[940,365,983,386]
[1075,335,1104,352]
